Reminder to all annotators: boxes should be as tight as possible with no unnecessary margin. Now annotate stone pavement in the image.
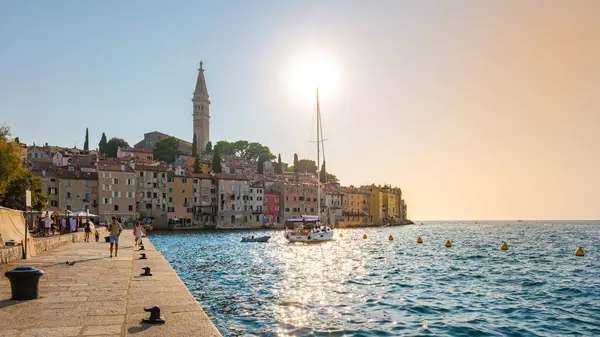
[0,230,222,337]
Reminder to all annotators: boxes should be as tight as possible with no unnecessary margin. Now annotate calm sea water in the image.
[150,221,600,336]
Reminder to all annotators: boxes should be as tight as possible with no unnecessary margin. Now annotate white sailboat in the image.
[285,88,335,242]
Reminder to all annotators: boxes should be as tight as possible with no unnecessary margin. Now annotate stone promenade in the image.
[0,230,222,337]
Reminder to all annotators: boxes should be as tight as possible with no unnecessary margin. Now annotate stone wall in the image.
[0,227,106,265]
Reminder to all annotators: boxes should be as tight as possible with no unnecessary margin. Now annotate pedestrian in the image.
[134,221,144,246]
[107,216,123,258]
[84,220,91,242]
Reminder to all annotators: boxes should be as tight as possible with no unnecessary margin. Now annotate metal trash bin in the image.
[4,266,45,300]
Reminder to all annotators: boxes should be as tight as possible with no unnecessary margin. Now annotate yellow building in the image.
[382,186,399,222]
[368,185,384,224]
[342,187,370,226]
[166,172,194,227]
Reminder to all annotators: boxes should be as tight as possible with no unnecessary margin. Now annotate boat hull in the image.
[285,230,334,242]
[241,236,271,243]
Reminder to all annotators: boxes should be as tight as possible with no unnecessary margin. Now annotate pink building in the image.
[263,192,281,224]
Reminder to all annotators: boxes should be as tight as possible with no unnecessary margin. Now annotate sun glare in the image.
[287,51,341,94]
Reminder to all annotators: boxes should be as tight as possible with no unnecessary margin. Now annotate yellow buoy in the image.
[363,234,367,239]
[339,233,343,238]
[575,247,585,257]
[389,235,394,241]
[500,242,508,251]
[417,236,423,244]
[445,240,452,248]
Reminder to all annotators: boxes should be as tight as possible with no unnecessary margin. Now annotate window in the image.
[162,193,166,198]
[182,178,187,183]
[285,208,289,212]
[153,192,157,198]
[113,191,119,198]
[311,208,314,212]
[113,178,119,184]
[146,203,152,209]
[181,189,185,193]
[167,207,175,212]
[168,188,172,192]
[84,180,89,188]
[154,172,157,178]
[299,196,304,201]
[147,192,151,198]
[187,208,193,213]
[84,192,90,201]
[250,189,253,193]
[129,205,133,211]
[162,173,166,178]
[167,177,172,183]
[168,197,172,202]
[49,188,56,195]
[153,183,157,188]
[293,197,296,201]
[66,204,71,211]
[65,180,71,187]
[66,192,72,199]
[50,200,58,207]
[114,205,119,211]
[140,171,144,177]
[256,215,259,222]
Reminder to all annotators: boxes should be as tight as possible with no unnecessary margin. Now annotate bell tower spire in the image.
[192,61,210,155]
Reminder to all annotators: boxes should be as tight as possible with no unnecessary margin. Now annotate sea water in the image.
[150,221,600,336]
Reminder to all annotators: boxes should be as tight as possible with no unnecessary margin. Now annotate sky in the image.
[1,0,599,220]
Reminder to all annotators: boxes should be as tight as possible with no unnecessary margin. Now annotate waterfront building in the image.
[342,186,370,226]
[263,192,281,224]
[136,164,170,229]
[191,173,217,227]
[249,181,265,224]
[192,61,211,155]
[216,175,261,227]
[381,185,399,223]
[324,190,344,226]
[271,181,318,219]
[368,185,384,224]
[98,162,138,223]
[57,169,99,214]
[166,170,194,227]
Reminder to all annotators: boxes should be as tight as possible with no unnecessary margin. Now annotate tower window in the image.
[201,105,204,111]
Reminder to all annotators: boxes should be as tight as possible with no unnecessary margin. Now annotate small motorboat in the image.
[241,235,271,243]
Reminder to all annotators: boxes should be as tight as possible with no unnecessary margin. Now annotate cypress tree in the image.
[84,128,89,151]
[212,150,222,173]
[191,133,197,157]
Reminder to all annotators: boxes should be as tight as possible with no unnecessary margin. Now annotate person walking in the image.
[134,221,144,246]
[107,216,123,258]
[84,220,91,242]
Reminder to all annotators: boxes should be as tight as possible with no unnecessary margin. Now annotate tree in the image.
[232,140,249,158]
[0,126,21,196]
[98,132,108,155]
[105,137,129,158]
[84,128,89,151]
[213,141,234,156]
[293,153,299,173]
[296,159,317,173]
[276,154,283,174]
[14,137,19,144]
[191,133,198,157]
[0,168,47,211]
[153,137,180,163]
[319,161,327,183]
[193,157,202,173]
[212,149,222,173]
[204,141,213,154]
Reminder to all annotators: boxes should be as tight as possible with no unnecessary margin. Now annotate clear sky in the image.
[1,1,599,220]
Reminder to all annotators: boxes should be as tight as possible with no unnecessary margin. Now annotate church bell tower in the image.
[192,61,210,156]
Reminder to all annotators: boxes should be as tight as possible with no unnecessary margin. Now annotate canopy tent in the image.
[70,210,98,217]
[0,206,36,257]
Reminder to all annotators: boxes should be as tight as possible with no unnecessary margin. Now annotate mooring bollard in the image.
[142,305,165,324]
[104,236,110,243]
[4,266,45,300]
[139,253,147,260]
[141,267,152,276]
[139,245,145,251]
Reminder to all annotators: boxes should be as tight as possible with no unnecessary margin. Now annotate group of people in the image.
[106,217,145,258]
[36,213,90,237]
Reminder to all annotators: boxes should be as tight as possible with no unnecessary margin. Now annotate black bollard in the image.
[139,245,145,251]
[139,253,147,260]
[140,267,152,276]
[142,305,165,324]
[104,236,110,243]
[4,266,45,300]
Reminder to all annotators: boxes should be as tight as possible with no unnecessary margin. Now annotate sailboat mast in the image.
[316,88,321,219]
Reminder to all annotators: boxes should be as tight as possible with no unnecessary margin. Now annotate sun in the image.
[287,51,341,94]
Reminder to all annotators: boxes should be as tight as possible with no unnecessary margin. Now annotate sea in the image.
[150,221,600,336]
